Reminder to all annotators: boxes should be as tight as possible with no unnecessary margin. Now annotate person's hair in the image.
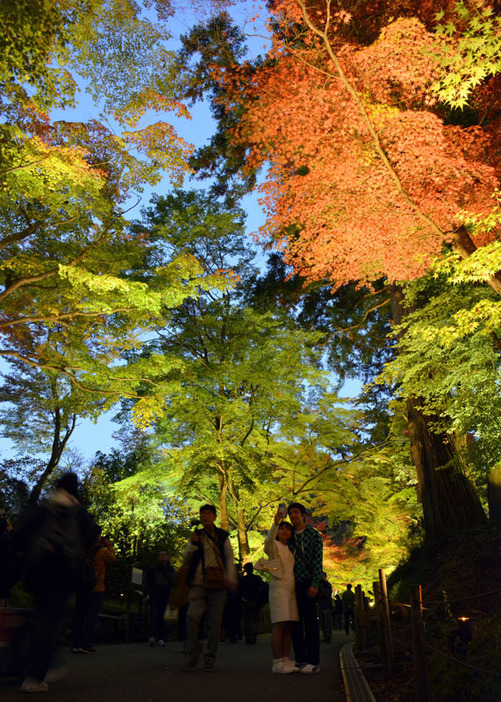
[347,583,353,590]
[199,503,217,516]
[287,502,306,518]
[276,520,294,544]
[243,562,253,573]
[56,472,80,499]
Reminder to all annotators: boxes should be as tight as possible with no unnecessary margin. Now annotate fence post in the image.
[373,580,384,665]
[410,584,428,702]
[355,584,368,650]
[379,568,394,672]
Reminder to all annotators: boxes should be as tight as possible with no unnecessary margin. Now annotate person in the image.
[317,571,333,643]
[239,562,263,645]
[183,504,237,672]
[342,583,356,635]
[0,509,16,605]
[143,550,175,647]
[334,593,344,630]
[16,472,95,692]
[288,501,323,674]
[263,510,299,674]
[71,528,116,653]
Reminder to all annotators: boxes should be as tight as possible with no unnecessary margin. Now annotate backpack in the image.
[23,501,86,592]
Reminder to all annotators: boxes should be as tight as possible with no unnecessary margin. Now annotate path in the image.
[1,632,353,701]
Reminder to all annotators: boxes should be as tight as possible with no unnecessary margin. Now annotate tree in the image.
[0,0,214,406]
[83,438,193,561]
[127,189,361,560]
[0,1,245,499]
[216,0,500,537]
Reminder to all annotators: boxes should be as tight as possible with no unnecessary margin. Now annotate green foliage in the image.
[379,267,501,478]
[83,441,192,562]
[433,2,501,108]
[0,1,205,421]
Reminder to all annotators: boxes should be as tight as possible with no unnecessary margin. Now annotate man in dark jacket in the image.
[144,550,175,646]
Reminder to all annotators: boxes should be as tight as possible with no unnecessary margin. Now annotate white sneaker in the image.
[281,658,299,673]
[158,639,165,647]
[272,659,292,674]
[300,663,320,674]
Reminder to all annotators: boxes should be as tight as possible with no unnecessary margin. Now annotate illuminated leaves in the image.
[433,2,501,109]
[222,3,501,290]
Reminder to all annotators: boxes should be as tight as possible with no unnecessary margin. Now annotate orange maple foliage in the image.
[222,1,501,288]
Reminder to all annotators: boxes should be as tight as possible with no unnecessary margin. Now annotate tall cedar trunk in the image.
[236,504,250,562]
[487,464,501,523]
[217,470,230,531]
[390,287,486,539]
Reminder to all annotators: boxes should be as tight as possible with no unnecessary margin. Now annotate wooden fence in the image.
[354,569,501,701]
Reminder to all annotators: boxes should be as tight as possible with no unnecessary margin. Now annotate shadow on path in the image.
[1,631,352,701]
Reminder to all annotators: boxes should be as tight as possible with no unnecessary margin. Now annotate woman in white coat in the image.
[264,511,299,673]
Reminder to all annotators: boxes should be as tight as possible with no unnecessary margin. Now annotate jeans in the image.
[186,586,226,663]
[291,581,320,666]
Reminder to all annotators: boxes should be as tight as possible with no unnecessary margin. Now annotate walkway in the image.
[1,632,354,702]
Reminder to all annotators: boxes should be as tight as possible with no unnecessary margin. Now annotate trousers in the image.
[186,585,226,663]
[291,581,320,666]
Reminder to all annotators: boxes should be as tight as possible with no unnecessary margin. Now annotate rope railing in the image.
[355,570,501,701]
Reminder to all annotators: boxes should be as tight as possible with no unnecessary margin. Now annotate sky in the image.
[1,1,362,465]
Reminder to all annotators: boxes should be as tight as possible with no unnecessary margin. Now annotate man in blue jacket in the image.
[288,502,323,674]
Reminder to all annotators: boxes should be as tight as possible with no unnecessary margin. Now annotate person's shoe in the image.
[203,661,215,672]
[272,659,290,674]
[158,639,165,647]
[300,663,320,674]
[280,658,299,673]
[20,678,49,693]
[148,637,157,647]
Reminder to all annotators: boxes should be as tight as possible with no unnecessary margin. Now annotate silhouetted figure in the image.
[0,510,15,604]
[317,571,333,643]
[239,563,263,644]
[17,473,94,692]
[342,583,356,635]
[334,594,344,630]
[71,527,116,653]
[143,550,175,647]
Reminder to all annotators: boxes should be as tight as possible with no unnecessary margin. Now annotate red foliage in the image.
[222,1,501,288]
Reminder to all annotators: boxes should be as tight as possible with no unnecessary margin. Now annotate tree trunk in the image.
[390,287,486,539]
[487,464,501,523]
[406,396,486,538]
[236,504,250,562]
[28,410,77,507]
[217,470,230,531]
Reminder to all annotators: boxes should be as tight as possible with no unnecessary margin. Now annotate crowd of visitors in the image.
[1,481,361,691]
